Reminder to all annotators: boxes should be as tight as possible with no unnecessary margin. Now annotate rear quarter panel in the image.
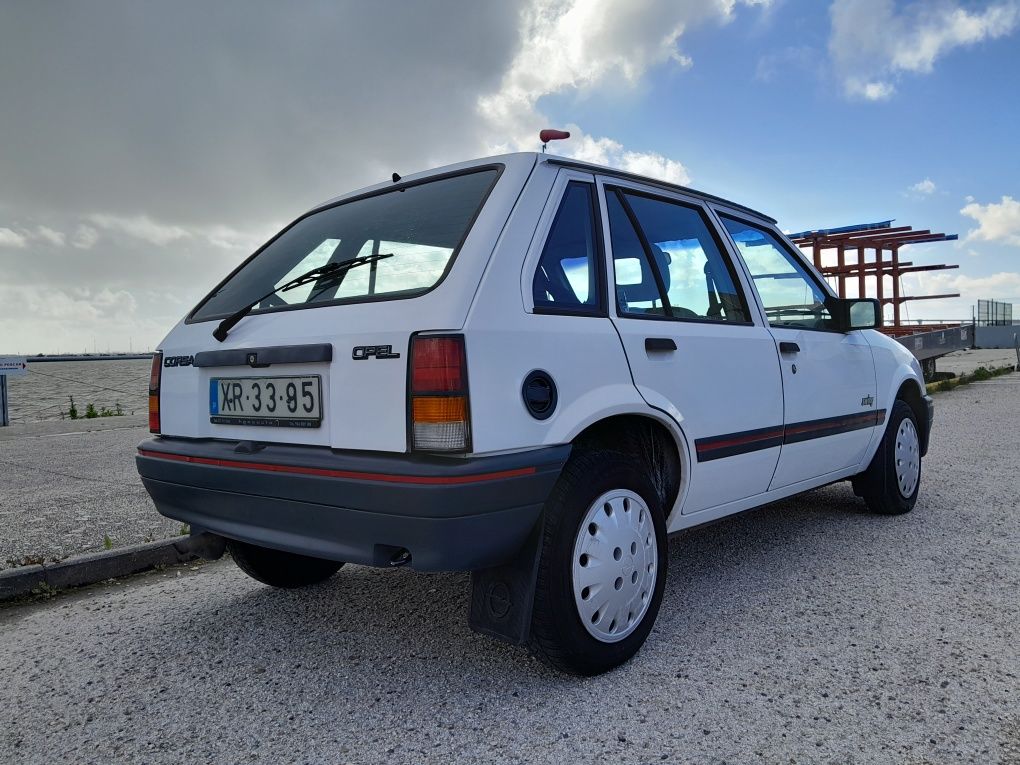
[464,163,685,461]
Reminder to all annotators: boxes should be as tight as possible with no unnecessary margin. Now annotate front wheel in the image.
[227,540,344,588]
[528,449,668,675]
[855,399,921,515]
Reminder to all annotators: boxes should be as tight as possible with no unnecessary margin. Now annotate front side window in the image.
[719,216,833,330]
[606,189,749,323]
[532,182,602,313]
[191,168,499,321]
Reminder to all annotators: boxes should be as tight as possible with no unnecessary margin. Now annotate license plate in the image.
[209,376,322,428]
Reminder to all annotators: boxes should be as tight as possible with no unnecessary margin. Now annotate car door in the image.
[599,180,785,517]
[716,213,879,490]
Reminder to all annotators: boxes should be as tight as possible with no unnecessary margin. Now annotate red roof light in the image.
[540,129,571,144]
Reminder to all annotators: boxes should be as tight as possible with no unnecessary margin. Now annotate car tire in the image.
[227,540,344,588]
[856,399,921,515]
[528,449,668,676]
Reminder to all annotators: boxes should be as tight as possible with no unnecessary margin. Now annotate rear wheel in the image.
[227,540,344,588]
[529,449,667,675]
[855,399,921,515]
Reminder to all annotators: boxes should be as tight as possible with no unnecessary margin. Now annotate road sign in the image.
[0,356,28,377]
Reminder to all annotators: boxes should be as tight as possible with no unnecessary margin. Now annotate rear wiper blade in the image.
[302,252,396,304]
[212,253,393,342]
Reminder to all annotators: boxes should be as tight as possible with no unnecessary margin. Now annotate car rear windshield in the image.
[190,167,500,321]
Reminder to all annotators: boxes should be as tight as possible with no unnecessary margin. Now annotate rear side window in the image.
[532,182,603,314]
[190,168,499,322]
[607,189,749,323]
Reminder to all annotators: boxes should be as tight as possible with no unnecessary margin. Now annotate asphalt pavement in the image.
[1,376,1019,764]
[0,416,181,568]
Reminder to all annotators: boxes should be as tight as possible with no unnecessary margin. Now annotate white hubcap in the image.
[895,418,920,498]
[572,489,657,643]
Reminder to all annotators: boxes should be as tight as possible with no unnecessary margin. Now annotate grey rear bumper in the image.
[136,438,569,572]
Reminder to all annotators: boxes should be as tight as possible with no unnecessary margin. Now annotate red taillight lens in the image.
[411,337,465,393]
[409,335,469,452]
[148,352,162,434]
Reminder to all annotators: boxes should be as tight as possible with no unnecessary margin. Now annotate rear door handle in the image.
[645,337,677,352]
[779,341,800,354]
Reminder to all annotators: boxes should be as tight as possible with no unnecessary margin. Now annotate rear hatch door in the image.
[156,157,534,453]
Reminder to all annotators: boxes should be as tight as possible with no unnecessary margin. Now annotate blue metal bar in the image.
[899,234,959,245]
[787,220,894,239]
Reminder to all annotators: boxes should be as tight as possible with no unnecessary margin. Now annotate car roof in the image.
[312,152,776,225]
[539,155,777,224]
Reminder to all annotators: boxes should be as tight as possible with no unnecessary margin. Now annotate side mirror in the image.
[830,298,882,332]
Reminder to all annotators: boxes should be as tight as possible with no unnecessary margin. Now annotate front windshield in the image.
[190,167,499,321]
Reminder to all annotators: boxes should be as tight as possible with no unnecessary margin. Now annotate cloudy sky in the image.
[1,0,1019,353]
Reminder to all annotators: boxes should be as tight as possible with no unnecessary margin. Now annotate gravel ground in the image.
[936,348,1018,375]
[0,416,180,568]
[1,375,1018,763]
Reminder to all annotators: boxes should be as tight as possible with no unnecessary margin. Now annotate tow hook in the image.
[389,549,412,567]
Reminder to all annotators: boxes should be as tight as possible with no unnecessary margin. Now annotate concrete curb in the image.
[0,533,226,602]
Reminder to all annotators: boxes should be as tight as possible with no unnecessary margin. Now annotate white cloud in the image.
[901,270,1020,321]
[477,0,769,181]
[86,213,268,253]
[0,283,173,355]
[568,134,691,185]
[34,225,66,246]
[830,0,1020,99]
[88,213,190,247]
[848,79,895,100]
[70,225,99,250]
[198,224,268,252]
[2,284,139,324]
[961,195,1020,246]
[0,227,27,248]
[864,80,895,100]
[890,3,1020,73]
[910,178,937,195]
[916,270,1020,299]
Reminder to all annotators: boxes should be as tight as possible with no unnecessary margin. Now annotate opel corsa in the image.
[137,151,933,675]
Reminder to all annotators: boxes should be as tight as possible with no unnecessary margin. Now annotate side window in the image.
[606,189,749,323]
[719,216,833,330]
[532,182,602,313]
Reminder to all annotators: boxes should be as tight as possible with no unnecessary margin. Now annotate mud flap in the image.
[468,517,544,645]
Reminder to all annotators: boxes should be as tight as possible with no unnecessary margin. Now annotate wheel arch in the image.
[568,411,690,525]
[894,376,930,456]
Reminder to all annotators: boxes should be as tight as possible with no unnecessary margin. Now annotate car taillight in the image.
[409,335,469,452]
[148,352,162,434]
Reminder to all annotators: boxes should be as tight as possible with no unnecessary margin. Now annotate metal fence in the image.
[976,299,1013,326]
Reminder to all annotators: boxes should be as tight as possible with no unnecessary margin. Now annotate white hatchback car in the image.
[137,152,933,674]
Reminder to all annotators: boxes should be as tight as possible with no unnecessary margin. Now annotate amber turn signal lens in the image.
[148,352,162,434]
[412,396,466,423]
[148,394,160,434]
